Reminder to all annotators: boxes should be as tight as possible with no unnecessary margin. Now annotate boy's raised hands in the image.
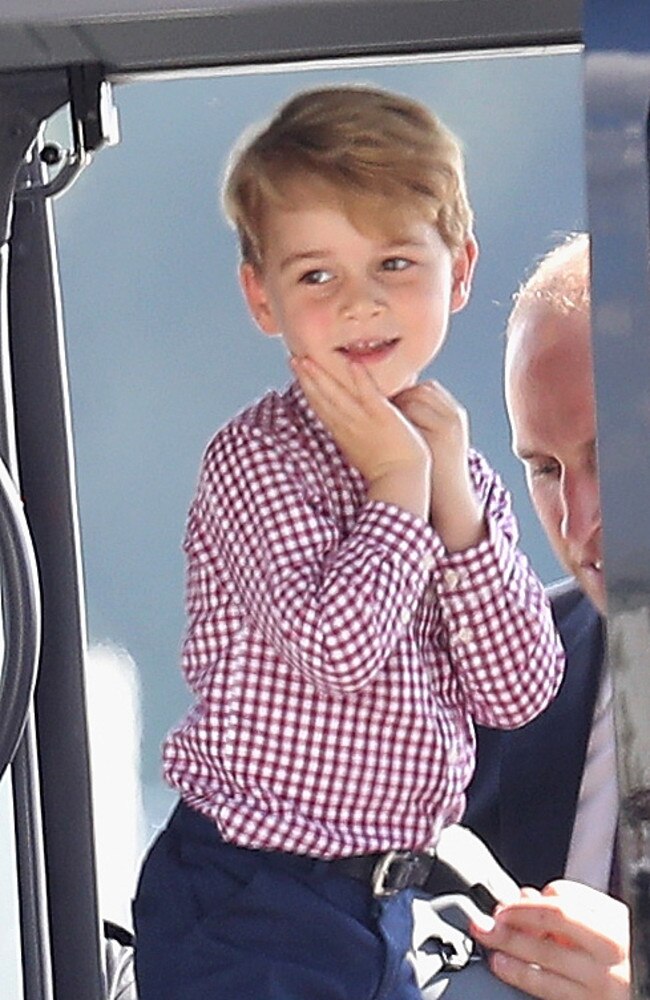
[291,355,431,521]
[392,380,486,552]
[292,359,486,554]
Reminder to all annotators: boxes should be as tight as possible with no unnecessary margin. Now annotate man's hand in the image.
[471,880,630,1000]
[392,380,485,551]
[292,356,431,520]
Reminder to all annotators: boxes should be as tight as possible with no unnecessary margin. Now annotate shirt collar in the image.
[284,378,324,431]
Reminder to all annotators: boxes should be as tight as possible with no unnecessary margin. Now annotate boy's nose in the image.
[341,278,385,321]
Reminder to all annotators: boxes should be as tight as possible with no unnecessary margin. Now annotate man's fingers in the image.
[477,919,580,967]
[476,920,596,998]
[488,949,587,1000]
[541,881,629,954]
[494,891,628,966]
[473,886,631,1000]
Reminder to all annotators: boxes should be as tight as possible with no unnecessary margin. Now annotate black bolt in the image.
[40,144,63,166]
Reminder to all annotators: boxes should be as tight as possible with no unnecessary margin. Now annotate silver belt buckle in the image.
[372,849,412,897]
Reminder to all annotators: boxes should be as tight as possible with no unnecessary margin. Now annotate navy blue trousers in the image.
[133,802,422,1000]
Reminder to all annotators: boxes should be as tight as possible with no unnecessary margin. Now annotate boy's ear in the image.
[240,262,281,335]
[450,234,479,313]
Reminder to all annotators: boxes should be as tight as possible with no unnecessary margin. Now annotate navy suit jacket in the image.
[464,579,604,889]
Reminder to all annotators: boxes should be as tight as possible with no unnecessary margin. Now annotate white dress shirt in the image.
[564,669,618,892]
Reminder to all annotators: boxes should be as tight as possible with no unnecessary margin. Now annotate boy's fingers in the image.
[394,381,460,420]
[348,358,382,399]
[394,395,463,439]
[293,356,386,419]
[292,357,354,412]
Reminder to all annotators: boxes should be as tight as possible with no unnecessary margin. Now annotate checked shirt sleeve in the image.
[184,420,437,695]
[428,451,565,730]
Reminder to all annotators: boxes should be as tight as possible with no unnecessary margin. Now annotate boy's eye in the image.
[382,257,412,272]
[300,269,333,285]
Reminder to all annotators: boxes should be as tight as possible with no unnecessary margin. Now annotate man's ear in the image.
[240,261,281,335]
[450,234,479,313]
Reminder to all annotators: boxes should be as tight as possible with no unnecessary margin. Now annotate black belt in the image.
[331,848,498,915]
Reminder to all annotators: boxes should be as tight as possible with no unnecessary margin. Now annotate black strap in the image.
[103,920,134,948]
[331,851,499,914]
[334,850,433,893]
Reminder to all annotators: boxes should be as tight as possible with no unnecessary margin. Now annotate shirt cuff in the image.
[429,511,516,599]
[354,500,439,580]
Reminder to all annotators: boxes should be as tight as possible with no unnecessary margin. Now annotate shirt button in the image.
[444,569,460,589]
[422,553,435,572]
[400,607,411,626]
[456,626,473,645]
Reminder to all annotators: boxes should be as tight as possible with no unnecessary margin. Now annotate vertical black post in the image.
[9,146,105,999]
[0,71,71,1000]
[1,234,50,1000]
[0,68,105,1000]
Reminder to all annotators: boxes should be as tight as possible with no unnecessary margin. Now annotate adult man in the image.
[465,233,629,998]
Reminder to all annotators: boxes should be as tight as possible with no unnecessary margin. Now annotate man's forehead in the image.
[506,301,591,379]
[506,303,595,443]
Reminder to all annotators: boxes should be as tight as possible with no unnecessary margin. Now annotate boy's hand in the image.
[392,381,486,552]
[291,356,431,521]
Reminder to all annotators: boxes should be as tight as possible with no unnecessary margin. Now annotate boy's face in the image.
[240,191,477,399]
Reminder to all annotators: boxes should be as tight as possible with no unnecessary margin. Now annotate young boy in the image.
[133,85,564,1000]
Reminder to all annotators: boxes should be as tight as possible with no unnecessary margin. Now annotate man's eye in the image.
[382,257,412,272]
[529,461,560,480]
[300,269,332,285]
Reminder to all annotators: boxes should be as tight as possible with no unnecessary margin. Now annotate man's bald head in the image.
[507,233,590,337]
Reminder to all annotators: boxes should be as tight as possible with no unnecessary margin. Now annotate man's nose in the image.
[560,470,601,545]
[341,276,385,321]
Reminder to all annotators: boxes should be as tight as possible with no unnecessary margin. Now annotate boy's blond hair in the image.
[508,232,590,335]
[222,85,473,269]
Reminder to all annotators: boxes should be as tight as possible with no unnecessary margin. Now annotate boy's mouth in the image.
[337,337,399,360]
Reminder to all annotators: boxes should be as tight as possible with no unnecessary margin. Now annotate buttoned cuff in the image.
[429,512,516,600]
[355,501,438,606]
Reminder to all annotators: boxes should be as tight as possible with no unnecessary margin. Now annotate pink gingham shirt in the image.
[164,382,564,858]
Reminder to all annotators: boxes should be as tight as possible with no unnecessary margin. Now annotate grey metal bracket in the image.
[14,65,119,203]
[0,71,69,242]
